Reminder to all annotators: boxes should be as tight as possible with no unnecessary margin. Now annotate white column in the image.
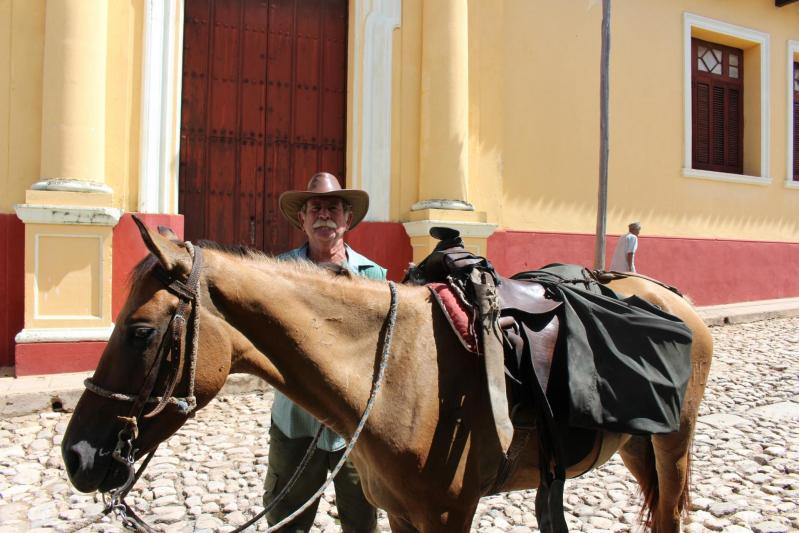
[349,0,401,221]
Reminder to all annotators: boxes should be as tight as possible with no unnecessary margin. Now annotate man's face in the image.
[299,197,352,246]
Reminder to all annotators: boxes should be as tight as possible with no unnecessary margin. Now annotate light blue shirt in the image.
[270,243,387,451]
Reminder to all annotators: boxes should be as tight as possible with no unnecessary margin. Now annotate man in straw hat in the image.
[263,172,385,532]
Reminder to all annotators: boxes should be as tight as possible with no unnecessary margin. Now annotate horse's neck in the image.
[205,251,390,436]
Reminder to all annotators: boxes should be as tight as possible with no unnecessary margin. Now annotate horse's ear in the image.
[132,215,191,275]
[157,225,181,242]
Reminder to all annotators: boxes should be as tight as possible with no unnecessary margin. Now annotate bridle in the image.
[75,242,204,532]
[70,242,400,532]
[85,243,203,418]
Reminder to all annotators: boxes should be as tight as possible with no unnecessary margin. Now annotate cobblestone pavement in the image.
[1,317,798,532]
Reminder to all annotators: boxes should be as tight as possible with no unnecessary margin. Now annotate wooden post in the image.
[594,0,611,270]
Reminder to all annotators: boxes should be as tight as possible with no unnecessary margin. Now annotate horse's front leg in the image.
[436,505,479,533]
[387,504,477,533]
[388,514,419,533]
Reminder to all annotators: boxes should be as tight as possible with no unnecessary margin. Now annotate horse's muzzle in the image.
[62,439,126,493]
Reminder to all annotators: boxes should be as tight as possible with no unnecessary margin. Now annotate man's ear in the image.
[132,215,191,276]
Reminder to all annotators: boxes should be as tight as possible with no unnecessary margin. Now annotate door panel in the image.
[180,0,348,253]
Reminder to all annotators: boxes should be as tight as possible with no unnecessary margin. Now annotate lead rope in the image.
[230,426,324,532]
[184,241,200,413]
[232,280,399,532]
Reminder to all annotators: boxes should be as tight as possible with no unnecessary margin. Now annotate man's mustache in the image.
[313,219,339,229]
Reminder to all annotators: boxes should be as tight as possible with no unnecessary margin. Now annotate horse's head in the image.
[61,217,233,493]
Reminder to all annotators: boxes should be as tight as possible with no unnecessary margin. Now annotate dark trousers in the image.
[263,423,378,533]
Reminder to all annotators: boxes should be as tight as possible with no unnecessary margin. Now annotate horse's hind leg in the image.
[648,325,712,533]
[620,413,698,533]
[649,429,693,533]
[622,379,706,531]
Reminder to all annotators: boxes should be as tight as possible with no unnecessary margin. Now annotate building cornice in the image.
[15,326,114,344]
[14,204,123,226]
[402,219,497,239]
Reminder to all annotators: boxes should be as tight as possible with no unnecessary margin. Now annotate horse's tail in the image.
[636,438,659,528]
[682,450,693,517]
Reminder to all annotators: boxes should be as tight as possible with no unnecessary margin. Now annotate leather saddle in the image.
[404,227,563,401]
[404,227,577,533]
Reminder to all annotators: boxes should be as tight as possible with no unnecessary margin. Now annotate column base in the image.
[402,209,497,264]
[8,212,184,375]
[15,341,106,376]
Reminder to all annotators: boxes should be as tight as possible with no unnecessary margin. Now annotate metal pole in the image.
[594,0,611,270]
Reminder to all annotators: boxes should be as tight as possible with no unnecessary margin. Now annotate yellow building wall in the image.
[605,0,799,241]
[394,0,799,242]
[0,0,144,213]
[0,0,44,213]
[3,0,796,240]
[106,0,144,213]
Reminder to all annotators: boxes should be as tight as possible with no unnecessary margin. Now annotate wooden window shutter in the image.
[711,85,726,166]
[694,82,711,166]
[691,38,743,174]
[726,87,741,169]
[794,97,799,181]
[794,62,799,181]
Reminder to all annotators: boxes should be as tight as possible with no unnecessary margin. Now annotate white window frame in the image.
[786,40,799,189]
[682,13,771,186]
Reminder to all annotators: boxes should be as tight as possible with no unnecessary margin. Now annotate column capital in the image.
[31,179,112,194]
[411,199,474,211]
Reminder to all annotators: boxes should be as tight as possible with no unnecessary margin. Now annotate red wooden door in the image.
[179,0,348,253]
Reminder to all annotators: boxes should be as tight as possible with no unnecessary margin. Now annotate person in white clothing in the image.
[610,222,641,272]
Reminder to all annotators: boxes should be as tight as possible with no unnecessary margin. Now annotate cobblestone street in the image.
[1,317,798,532]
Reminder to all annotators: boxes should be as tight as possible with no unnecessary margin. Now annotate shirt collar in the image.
[299,242,373,274]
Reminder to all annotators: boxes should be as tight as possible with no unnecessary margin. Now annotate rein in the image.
[71,243,400,532]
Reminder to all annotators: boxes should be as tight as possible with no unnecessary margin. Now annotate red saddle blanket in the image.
[427,282,478,353]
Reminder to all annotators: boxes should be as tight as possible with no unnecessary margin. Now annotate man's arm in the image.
[625,234,637,272]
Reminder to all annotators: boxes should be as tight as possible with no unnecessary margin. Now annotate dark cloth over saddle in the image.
[407,228,693,436]
[512,264,693,435]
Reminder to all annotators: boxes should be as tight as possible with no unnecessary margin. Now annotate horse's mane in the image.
[128,240,379,290]
[196,239,268,258]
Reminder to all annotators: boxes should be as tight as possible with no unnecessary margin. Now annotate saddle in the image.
[404,228,572,533]
[406,228,694,533]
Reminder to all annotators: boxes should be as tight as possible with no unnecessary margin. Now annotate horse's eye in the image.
[128,326,156,350]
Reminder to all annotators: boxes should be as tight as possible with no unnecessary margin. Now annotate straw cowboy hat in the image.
[279,172,369,230]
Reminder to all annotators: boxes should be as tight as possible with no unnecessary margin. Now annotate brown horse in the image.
[61,220,712,532]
